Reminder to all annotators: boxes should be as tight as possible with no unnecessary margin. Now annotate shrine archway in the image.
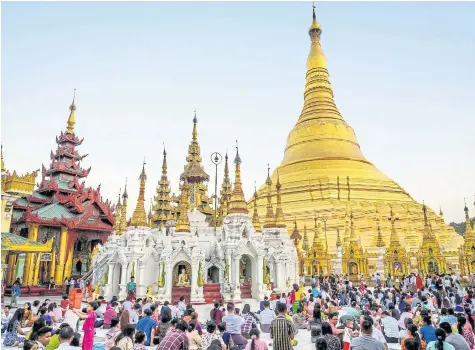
[75,260,83,275]
[173,261,191,287]
[428,260,439,274]
[348,262,358,276]
[207,266,219,283]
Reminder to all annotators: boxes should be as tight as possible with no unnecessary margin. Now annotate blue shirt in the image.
[312,288,319,298]
[135,316,157,346]
[420,325,437,343]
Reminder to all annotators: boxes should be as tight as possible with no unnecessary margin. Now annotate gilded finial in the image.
[131,160,148,227]
[119,178,129,234]
[66,89,76,134]
[227,140,248,214]
[439,206,443,217]
[123,177,128,199]
[309,1,322,34]
[263,163,276,228]
[113,187,122,232]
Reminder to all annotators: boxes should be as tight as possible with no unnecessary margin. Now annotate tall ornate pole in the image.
[211,152,222,234]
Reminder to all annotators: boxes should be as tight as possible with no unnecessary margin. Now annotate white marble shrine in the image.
[90,208,299,303]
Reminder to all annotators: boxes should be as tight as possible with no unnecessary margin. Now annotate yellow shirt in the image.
[294,289,305,302]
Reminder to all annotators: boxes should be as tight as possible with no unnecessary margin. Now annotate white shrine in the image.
[89,136,300,303]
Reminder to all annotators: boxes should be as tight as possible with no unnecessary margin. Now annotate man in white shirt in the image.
[170,301,180,319]
[129,303,140,326]
[57,326,77,350]
[178,296,187,316]
[122,296,134,312]
[259,301,276,333]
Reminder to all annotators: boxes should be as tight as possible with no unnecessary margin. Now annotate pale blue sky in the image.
[1,2,474,223]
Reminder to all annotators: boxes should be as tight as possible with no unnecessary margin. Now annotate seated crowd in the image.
[3,272,475,350]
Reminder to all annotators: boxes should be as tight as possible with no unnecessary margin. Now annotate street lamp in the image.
[211,152,222,234]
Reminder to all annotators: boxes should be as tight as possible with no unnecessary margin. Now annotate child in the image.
[133,330,147,350]
[60,295,69,317]
[72,302,97,350]
[11,282,21,307]
[245,328,268,350]
[2,305,12,333]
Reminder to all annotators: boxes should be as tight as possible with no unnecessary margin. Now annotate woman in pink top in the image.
[72,301,97,350]
[245,329,268,350]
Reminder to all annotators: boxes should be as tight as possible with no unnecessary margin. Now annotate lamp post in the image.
[211,152,222,234]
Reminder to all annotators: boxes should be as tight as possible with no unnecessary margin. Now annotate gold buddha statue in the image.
[177,268,190,286]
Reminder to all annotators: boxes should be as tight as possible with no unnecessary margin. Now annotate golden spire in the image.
[252,182,262,232]
[464,200,474,238]
[227,141,249,214]
[113,188,122,233]
[290,220,302,245]
[153,147,174,226]
[302,224,309,252]
[374,213,385,248]
[274,171,286,228]
[263,164,276,228]
[335,228,342,247]
[175,179,191,232]
[131,159,148,227]
[66,89,76,134]
[312,214,324,252]
[217,152,233,224]
[280,4,369,167]
[119,178,128,234]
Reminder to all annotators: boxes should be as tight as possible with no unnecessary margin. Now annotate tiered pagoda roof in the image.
[11,96,114,233]
[152,149,174,227]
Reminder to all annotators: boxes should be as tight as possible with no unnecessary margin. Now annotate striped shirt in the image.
[269,315,294,350]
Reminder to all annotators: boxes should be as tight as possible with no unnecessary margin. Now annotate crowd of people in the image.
[3,272,475,350]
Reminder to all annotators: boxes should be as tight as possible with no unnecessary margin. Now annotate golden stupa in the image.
[250,7,463,264]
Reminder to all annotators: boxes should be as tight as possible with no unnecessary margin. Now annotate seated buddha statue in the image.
[177,268,190,286]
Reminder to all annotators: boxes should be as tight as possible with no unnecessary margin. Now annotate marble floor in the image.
[2,296,401,349]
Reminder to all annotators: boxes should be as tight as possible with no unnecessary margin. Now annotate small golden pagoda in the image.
[152,148,174,227]
[112,189,122,233]
[290,221,304,274]
[459,204,475,276]
[305,215,331,275]
[249,5,464,273]
[418,204,446,274]
[130,160,148,227]
[384,207,408,277]
[215,153,233,226]
[118,179,128,234]
[180,111,213,217]
[342,211,369,278]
